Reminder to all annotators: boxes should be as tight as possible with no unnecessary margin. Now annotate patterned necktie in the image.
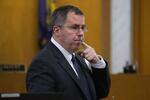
[71,54,81,77]
[71,54,92,100]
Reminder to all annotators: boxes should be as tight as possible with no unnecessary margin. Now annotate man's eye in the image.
[70,26,78,29]
[81,26,85,30]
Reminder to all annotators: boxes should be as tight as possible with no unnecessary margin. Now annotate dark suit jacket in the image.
[26,41,110,100]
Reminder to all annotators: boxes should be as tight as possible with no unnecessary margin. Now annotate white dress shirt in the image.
[51,37,106,75]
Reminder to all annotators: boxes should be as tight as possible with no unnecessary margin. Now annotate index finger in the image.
[81,42,89,49]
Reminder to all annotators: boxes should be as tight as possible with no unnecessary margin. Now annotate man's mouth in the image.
[74,38,83,42]
[75,40,83,42]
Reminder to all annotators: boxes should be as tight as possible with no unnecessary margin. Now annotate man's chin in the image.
[71,47,80,53]
[73,48,79,52]
[70,44,81,52]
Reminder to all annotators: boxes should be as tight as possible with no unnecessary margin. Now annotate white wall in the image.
[111,0,132,74]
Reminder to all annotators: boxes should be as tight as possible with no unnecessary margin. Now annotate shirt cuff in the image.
[91,57,106,69]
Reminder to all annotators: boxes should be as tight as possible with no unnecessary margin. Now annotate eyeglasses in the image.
[59,24,88,33]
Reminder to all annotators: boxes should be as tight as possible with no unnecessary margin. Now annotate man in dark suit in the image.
[26,5,110,100]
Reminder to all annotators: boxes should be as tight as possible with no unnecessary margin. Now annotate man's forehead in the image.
[65,12,85,24]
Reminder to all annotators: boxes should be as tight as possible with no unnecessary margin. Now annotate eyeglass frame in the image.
[55,24,88,33]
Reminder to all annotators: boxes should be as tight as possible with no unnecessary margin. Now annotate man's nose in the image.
[77,29,84,35]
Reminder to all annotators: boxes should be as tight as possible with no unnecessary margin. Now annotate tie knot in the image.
[71,54,76,63]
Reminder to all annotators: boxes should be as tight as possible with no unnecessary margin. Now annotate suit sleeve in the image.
[26,59,56,93]
[91,61,111,99]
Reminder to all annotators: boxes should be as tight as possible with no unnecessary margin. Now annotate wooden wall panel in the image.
[140,0,150,74]
[0,73,26,92]
[0,0,39,68]
[104,74,150,100]
[133,0,150,75]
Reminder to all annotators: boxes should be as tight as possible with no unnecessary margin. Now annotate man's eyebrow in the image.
[73,24,86,26]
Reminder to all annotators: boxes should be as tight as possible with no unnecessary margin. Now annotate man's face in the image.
[57,12,86,53]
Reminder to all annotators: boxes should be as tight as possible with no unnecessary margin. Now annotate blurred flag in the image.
[38,0,56,49]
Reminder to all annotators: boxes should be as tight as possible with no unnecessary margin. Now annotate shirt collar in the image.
[51,37,72,63]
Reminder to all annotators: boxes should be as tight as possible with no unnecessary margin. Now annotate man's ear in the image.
[53,26,61,36]
[53,26,60,33]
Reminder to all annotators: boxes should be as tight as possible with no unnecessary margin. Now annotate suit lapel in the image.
[47,41,96,100]
[57,57,80,84]
[56,55,89,99]
[47,42,89,98]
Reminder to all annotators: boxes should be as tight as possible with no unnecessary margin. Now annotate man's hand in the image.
[80,42,100,64]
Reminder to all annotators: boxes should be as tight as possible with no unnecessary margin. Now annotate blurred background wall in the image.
[0,0,110,69]
[0,0,39,67]
[0,0,150,74]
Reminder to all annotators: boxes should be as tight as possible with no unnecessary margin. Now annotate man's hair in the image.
[50,5,84,30]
